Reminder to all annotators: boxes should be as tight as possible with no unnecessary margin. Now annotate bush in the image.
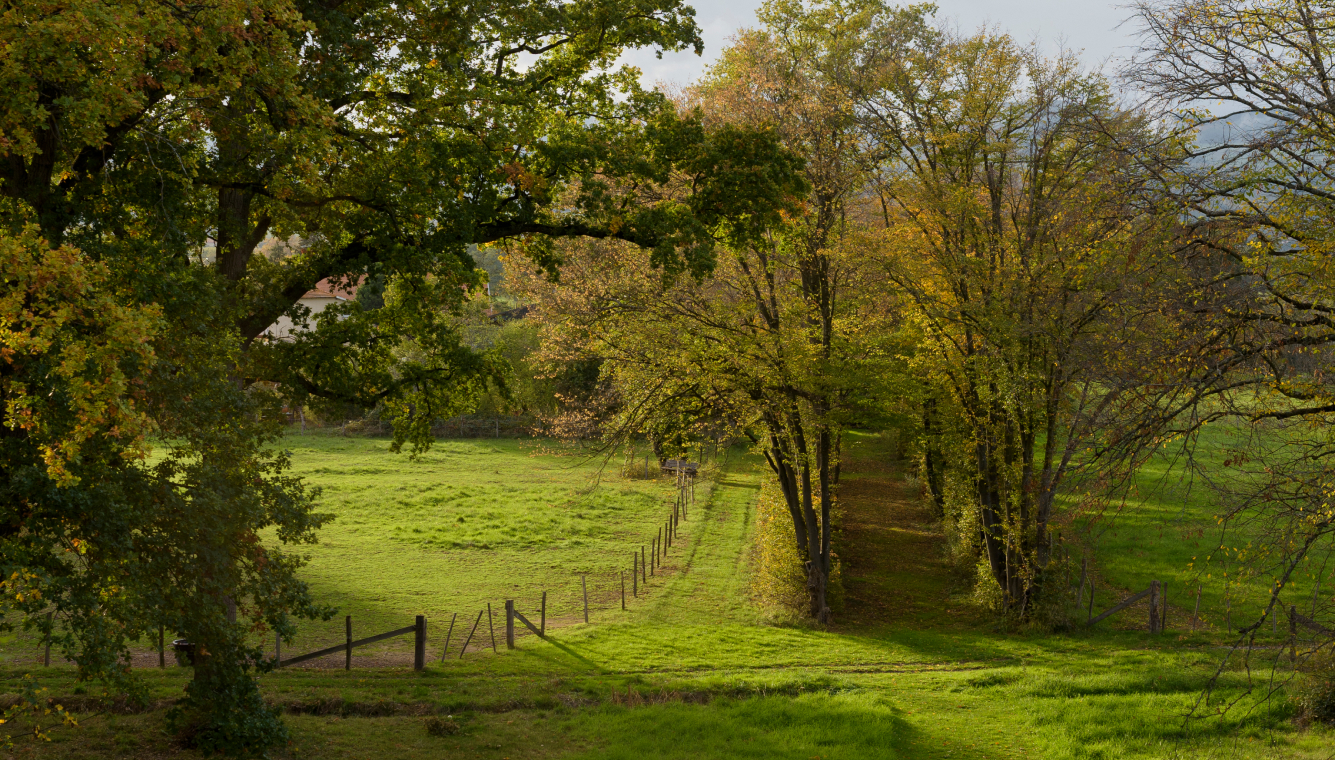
[1293,651,1335,726]
[167,655,288,757]
[749,481,843,618]
[424,716,461,737]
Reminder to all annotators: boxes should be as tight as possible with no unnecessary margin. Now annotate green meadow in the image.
[4,431,1334,759]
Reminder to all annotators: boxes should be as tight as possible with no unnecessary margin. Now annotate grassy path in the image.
[636,450,761,626]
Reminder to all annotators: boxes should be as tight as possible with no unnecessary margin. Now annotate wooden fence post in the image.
[441,612,457,662]
[159,625,165,669]
[1148,580,1160,633]
[505,601,515,649]
[1161,582,1169,633]
[650,537,656,575]
[621,571,627,610]
[459,609,484,659]
[414,615,426,671]
[1076,558,1087,607]
[346,615,352,670]
[666,519,671,549]
[541,591,547,635]
[642,546,647,583]
[43,611,52,667]
[1192,585,1201,631]
[581,575,589,624]
[1290,605,1299,664]
[487,603,497,653]
[1087,580,1095,624]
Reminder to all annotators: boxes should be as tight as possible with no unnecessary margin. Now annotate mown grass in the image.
[3,429,1334,759]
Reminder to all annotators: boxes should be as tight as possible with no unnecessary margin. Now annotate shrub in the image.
[424,716,461,737]
[1293,651,1335,726]
[167,658,288,757]
[750,481,843,618]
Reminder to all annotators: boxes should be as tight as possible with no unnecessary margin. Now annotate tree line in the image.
[514,0,1335,635]
[3,0,1334,753]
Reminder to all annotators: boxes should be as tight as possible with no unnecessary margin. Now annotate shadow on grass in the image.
[557,693,958,760]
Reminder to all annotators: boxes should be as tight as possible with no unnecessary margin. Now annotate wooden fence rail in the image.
[1088,585,1154,628]
[1291,607,1335,637]
[277,615,426,671]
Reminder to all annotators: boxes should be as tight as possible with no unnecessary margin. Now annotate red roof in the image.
[302,276,362,300]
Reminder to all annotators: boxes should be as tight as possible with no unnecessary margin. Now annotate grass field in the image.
[1081,423,1319,637]
[3,431,1334,759]
[259,435,714,659]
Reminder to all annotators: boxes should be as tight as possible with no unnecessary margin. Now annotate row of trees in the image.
[518,0,1335,634]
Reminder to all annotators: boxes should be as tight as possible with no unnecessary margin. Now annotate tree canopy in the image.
[0,0,804,751]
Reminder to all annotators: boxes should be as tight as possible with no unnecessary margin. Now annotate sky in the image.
[620,0,1141,89]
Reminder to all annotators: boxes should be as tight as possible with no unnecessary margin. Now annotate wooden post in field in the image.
[621,571,626,610]
[159,625,165,669]
[459,609,484,659]
[1076,558,1087,607]
[1148,580,1160,634]
[505,601,515,649]
[1149,581,1160,633]
[1087,580,1095,624]
[650,537,656,575]
[1161,582,1168,632]
[487,603,497,653]
[345,615,352,670]
[43,611,52,666]
[1290,605,1299,663]
[414,615,426,671]
[441,612,457,662]
[633,553,639,597]
[1192,585,1201,631]
[581,575,589,624]
[540,591,546,636]
[666,518,671,549]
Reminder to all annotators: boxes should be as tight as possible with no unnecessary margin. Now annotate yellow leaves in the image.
[0,225,160,486]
